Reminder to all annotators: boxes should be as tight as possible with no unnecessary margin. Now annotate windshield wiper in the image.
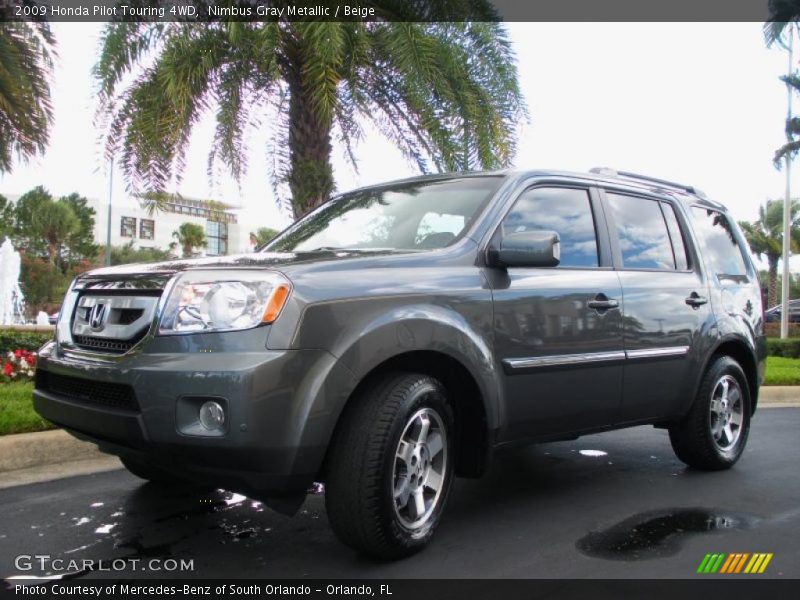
[299,246,395,253]
[301,246,345,252]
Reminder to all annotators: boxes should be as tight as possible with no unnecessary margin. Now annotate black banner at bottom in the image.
[2,579,800,600]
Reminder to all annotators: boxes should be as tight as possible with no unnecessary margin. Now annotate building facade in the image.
[87,194,249,256]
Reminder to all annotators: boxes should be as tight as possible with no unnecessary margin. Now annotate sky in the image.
[0,22,798,267]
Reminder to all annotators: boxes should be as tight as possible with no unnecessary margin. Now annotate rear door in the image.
[601,190,714,422]
[487,184,625,441]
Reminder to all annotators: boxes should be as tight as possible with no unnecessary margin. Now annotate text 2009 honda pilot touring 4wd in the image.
[34,168,766,559]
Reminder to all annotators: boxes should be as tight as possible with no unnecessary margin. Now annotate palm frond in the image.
[0,22,55,172]
[764,0,800,47]
[95,2,526,216]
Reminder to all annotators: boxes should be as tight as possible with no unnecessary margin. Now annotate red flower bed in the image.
[1,349,36,382]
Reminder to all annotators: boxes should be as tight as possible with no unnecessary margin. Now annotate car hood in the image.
[80,250,412,279]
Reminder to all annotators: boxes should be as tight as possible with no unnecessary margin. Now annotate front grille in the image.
[35,370,139,412]
[70,289,160,354]
[117,308,145,325]
[73,331,145,354]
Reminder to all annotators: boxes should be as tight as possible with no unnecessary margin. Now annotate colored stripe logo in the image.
[696,553,773,574]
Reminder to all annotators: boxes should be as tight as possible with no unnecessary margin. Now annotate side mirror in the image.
[488,230,560,268]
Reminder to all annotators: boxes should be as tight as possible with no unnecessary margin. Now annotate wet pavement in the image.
[1,408,798,580]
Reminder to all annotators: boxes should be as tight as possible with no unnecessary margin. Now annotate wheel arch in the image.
[322,349,492,480]
[705,336,760,415]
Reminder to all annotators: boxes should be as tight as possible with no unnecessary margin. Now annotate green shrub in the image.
[766,338,800,359]
[764,322,800,338]
[0,330,53,354]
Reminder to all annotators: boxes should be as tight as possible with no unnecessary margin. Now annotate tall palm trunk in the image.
[768,254,780,308]
[285,61,334,219]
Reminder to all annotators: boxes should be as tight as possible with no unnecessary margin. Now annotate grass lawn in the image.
[764,356,800,386]
[0,381,53,435]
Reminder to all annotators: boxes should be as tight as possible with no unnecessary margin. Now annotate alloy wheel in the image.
[392,407,448,530]
[708,374,744,451]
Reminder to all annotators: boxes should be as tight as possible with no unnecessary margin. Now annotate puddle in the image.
[94,524,116,535]
[577,508,758,560]
[222,492,247,507]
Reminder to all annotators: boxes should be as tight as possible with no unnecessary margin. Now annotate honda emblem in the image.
[89,304,108,331]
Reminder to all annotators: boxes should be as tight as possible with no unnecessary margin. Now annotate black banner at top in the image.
[0,0,781,23]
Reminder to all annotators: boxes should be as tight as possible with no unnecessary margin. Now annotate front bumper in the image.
[33,342,355,499]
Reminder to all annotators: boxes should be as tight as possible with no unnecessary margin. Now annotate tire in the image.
[325,372,455,559]
[669,355,751,470]
[120,457,185,485]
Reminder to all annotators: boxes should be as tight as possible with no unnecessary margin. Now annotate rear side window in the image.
[661,203,690,270]
[502,187,599,267]
[690,207,749,279]
[606,193,675,270]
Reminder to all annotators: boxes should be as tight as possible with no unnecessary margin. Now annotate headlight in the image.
[159,271,291,335]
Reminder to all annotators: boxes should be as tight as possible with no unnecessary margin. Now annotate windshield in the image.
[264,176,502,253]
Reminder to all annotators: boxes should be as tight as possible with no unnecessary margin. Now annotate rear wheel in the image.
[669,355,751,470]
[325,372,454,559]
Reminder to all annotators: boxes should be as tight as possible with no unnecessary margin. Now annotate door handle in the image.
[685,292,708,308]
[588,294,619,311]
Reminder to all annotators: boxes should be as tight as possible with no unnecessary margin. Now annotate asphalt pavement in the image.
[1,408,798,580]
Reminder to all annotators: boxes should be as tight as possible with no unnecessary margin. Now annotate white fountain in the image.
[0,237,26,325]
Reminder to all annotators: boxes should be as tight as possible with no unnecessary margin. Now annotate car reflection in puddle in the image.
[577,508,759,560]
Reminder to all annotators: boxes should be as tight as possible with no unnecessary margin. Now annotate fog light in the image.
[199,401,225,431]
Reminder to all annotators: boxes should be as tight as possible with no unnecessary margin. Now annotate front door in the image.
[487,185,625,442]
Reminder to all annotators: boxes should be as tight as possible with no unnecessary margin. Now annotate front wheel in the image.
[325,372,454,559]
[669,355,751,470]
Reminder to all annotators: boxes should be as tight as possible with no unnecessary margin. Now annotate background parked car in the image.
[765,299,800,323]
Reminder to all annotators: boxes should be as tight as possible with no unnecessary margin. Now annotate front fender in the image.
[291,296,499,465]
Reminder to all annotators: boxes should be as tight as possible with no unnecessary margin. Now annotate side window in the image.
[606,193,675,270]
[502,187,599,268]
[690,207,749,279]
[661,203,690,270]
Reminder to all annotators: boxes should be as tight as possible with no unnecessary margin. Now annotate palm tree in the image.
[94,8,526,219]
[765,2,800,164]
[0,23,55,173]
[764,1,800,48]
[739,199,800,307]
[171,222,207,258]
[772,74,800,166]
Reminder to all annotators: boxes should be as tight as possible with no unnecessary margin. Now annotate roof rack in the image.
[589,167,707,199]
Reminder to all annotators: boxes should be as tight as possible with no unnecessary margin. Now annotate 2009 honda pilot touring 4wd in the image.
[34,168,766,559]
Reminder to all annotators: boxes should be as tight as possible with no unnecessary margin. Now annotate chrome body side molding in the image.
[503,346,689,371]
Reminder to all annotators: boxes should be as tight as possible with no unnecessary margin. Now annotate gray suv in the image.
[34,168,766,559]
